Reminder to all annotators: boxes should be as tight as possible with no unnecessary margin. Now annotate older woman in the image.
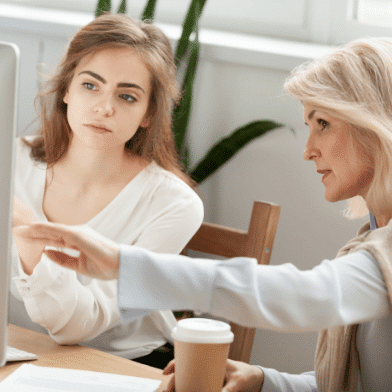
[15,37,392,391]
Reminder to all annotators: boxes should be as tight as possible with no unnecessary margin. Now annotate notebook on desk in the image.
[0,41,37,366]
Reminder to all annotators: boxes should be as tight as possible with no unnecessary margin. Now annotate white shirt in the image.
[117,245,392,391]
[10,137,204,359]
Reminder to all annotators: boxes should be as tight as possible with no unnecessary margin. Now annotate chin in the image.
[324,190,352,203]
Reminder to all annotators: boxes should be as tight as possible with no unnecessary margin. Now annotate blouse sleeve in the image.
[260,368,317,392]
[118,247,391,331]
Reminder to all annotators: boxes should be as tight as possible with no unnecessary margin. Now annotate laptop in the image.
[0,41,37,367]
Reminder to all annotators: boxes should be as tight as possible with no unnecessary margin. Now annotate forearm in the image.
[261,368,317,392]
[118,246,389,331]
[13,235,44,275]
[118,245,218,322]
[14,253,120,344]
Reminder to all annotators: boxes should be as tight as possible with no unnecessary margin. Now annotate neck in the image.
[373,214,391,228]
[55,137,136,187]
[369,204,392,228]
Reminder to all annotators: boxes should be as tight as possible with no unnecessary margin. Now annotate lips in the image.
[317,169,332,182]
[84,123,112,133]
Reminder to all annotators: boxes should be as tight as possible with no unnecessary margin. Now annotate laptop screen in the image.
[0,42,20,367]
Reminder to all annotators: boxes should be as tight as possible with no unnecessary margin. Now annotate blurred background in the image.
[2,0,391,374]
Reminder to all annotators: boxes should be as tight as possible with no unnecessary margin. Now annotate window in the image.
[3,0,308,38]
[357,0,392,27]
[3,0,392,45]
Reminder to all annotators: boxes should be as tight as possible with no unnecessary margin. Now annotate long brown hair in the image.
[26,13,194,186]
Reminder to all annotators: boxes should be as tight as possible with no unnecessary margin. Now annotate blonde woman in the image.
[18,37,392,391]
[11,13,203,369]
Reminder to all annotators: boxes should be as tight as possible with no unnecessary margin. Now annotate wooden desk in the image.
[1,324,170,391]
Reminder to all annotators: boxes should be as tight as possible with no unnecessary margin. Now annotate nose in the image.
[93,95,114,117]
[302,134,320,161]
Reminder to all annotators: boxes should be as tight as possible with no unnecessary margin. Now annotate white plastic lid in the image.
[172,318,234,344]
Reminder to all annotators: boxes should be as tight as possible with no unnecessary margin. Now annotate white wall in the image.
[1,6,367,375]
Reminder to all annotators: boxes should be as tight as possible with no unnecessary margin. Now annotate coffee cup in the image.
[171,318,234,392]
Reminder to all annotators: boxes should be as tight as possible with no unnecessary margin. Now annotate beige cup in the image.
[171,318,234,392]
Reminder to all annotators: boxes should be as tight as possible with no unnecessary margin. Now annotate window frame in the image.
[3,0,392,45]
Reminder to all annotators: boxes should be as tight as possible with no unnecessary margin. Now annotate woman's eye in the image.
[318,119,328,130]
[83,82,96,90]
[120,94,136,103]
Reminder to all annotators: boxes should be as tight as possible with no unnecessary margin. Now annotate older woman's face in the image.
[302,104,374,203]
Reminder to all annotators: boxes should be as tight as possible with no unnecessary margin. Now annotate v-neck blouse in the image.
[10,137,204,359]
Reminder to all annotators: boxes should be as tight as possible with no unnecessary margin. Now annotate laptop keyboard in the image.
[6,346,38,362]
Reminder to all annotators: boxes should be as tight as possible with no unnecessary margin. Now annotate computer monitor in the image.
[0,41,20,367]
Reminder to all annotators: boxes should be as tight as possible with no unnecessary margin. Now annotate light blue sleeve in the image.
[117,246,389,332]
[260,367,317,391]
[117,245,219,323]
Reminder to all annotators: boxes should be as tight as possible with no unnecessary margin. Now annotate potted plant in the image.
[96,0,285,183]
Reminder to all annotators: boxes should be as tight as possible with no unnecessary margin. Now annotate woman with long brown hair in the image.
[11,13,203,369]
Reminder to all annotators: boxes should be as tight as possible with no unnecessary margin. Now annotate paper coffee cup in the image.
[172,318,234,392]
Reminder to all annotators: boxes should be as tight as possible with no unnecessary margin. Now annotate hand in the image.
[162,359,175,392]
[13,222,120,280]
[162,359,264,392]
[12,197,44,275]
[222,359,264,392]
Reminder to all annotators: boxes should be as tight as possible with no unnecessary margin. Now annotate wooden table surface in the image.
[1,324,170,391]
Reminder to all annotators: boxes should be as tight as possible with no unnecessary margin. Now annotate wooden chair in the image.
[182,200,280,364]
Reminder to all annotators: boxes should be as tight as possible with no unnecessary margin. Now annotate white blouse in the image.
[10,137,204,359]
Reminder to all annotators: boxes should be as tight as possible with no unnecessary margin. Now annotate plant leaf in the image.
[117,0,126,14]
[190,121,284,183]
[174,0,207,67]
[141,0,159,21]
[95,0,111,17]
[173,20,200,167]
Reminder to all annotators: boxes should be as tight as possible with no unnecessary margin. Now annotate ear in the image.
[63,90,69,105]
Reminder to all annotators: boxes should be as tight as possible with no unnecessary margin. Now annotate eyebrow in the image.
[304,109,317,125]
[78,71,146,94]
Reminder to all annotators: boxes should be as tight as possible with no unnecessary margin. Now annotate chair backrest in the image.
[183,200,280,363]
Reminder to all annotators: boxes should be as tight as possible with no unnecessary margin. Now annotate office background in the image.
[2,0,386,374]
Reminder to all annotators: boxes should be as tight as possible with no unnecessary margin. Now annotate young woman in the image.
[17,37,392,391]
[11,13,204,368]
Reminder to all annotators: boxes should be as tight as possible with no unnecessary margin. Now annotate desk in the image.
[1,324,170,391]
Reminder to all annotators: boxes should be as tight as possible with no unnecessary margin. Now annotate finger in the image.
[163,374,175,392]
[15,224,85,251]
[13,225,65,243]
[162,359,175,375]
[222,379,237,392]
[43,250,83,271]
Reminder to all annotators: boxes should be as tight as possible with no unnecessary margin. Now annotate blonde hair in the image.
[25,13,194,186]
[284,37,392,219]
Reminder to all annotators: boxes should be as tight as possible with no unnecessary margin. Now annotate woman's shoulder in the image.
[143,162,204,216]
[15,135,45,176]
[146,162,199,197]
[15,135,39,155]
[15,136,33,161]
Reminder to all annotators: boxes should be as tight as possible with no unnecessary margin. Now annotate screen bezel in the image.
[0,41,20,367]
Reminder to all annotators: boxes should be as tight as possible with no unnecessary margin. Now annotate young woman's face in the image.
[302,104,374,203]
[63,47,151,152]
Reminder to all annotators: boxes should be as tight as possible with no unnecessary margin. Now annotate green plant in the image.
[96,0,284,183]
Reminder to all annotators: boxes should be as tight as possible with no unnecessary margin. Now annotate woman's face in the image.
[303,104,374,203]
[63,47,151,152]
